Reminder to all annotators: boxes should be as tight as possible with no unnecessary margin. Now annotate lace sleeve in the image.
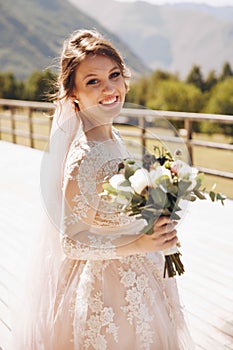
[61,137,146,260]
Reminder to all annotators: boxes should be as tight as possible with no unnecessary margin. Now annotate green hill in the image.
[0,0,148,78]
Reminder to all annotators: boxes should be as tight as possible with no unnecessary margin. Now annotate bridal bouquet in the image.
[103,146,226,278]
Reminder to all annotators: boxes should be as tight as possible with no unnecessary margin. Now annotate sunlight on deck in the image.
[0,141,232,350]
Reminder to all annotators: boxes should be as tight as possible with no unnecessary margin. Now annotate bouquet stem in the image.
[163,253,185,278]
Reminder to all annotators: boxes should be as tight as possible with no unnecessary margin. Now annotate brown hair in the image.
[56,29,130,100]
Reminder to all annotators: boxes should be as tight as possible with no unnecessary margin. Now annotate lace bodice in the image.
[61,128,146,260]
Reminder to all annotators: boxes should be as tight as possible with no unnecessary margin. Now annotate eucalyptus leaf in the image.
[156,175,171,193]
[125,163,137,180]
[194,189,206,200]
[119,179,131,187]
[140,219,156,235]
[178,180,192,195]
[209,191,216,202]
[193,173,205,190]
[102,183,118,195]
[150,187,168,208]
[170,212,181,220]
[173,203,182,211]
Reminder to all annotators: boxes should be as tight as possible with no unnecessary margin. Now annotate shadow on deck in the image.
[0,141,232,349]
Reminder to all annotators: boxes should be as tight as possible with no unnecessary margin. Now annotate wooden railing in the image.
[0,98,233,180]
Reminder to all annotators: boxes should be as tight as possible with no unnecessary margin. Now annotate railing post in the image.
[10,107,16,144]
[139,116,146,159]
[184,119,193,165]
[48,115,53,133]
[28,107,34,148]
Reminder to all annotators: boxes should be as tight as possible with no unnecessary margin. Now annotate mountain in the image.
[0,0,148,78]
[69,0,233,77]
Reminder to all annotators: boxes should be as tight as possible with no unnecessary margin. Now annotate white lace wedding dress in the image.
[48,128,195,350]
[13,127,195,350]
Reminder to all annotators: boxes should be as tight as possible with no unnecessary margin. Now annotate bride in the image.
[12,29,195,349]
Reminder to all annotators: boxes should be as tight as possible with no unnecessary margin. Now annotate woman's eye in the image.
[110,71,121,79]
[87,79,99,85]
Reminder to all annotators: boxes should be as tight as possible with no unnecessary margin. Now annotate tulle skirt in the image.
[16,252,195,350]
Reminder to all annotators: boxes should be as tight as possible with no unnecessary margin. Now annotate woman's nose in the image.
[102,80,115,94]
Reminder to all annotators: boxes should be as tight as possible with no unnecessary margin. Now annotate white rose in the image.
[129,168,151,194]
[149,166,172,186]
[175,160,198,179]
[174,160,198,191]
[109,174,133,193]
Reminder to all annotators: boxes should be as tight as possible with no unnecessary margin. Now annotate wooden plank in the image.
[0,98,54,110]
[0,128,49,141]
[190,139,233,151]
[120,108,233,123]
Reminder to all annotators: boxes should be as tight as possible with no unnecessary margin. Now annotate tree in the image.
[205,70,218,91]
[146,80,204,113]
[150,69,178,82]
[204,77,233,136]
[126,77,149,107]
[24,69,57,101]
[186,65,205,92]
[219,62,233,81]
[204,77,233,115]
[1,72,21,99]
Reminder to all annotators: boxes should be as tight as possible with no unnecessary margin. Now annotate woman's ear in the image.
[69,91,80,107]
[70,91,79,103]
[71,97,80,111]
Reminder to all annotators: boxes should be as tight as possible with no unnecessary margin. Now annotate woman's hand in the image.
[134,216,178,253]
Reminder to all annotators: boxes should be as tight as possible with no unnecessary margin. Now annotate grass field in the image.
[1,109,233,198]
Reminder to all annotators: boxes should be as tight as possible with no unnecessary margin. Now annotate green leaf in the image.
[170,212,181,220]
[118,179,131,187]
[209,191,216,202]
[193,173,205,190]
[173,203,182,211]
[125,163,137,180]
[102,183,118,195]
[156,175,172,193]
[178,180,192,195]
[216,192,227,205]
[189,195,197,202]
[125,159,135,165]
[150,187,168,208]
[140,218,157,235]
[194,189,206,200]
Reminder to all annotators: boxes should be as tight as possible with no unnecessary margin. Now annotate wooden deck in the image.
[0,140,233,349]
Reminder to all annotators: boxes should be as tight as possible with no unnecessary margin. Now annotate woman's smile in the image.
[99,95,119,106]
[73,55,126,117]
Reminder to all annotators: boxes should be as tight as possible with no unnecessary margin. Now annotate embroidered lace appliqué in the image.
[74,262,119,350]
[62,235,118,260]
[118,255,156,350]
[61,133,139,260]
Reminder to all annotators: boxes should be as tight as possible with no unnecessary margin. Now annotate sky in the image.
[115,0,233,6]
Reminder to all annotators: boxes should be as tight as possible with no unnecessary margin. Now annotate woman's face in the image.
[73,55,127,122]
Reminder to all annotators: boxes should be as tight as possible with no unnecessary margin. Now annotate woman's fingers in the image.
[161,236,178,250]
[135,228,178,253]
[136,217,178,253]
[152,221,177,237]
[153,216,177,229]
[161,229,177,242]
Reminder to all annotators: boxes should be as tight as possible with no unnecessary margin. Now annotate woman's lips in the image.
[99,96,118,105]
